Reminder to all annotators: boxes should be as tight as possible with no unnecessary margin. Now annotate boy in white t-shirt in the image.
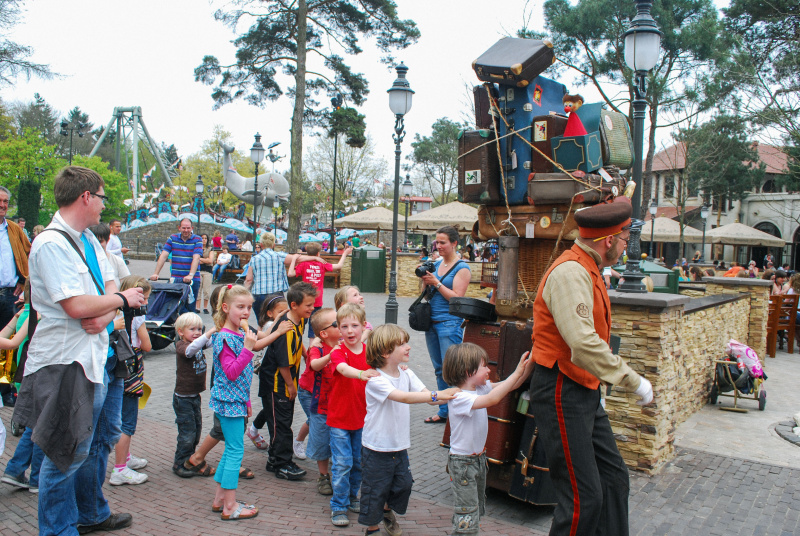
[361,324,460,536]
[442,342,533,536]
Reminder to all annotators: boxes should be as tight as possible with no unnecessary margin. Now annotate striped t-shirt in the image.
[163,233,202,281]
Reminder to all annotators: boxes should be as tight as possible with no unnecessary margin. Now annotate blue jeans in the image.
[424,318,464,418]
[212,263,229,281]
[173,394,202,468]
[120,395,139,436]
[330,427,363,513]
[214,414,244,490]
[3,426,44,487]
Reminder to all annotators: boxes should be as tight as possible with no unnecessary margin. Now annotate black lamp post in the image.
[402,174,413,252]
[33,166,45,185]
[250,133,266,226]
[699,203,710,263]
[617,0,662,293]
[385,62,414,324]
[648,198,658,258]
[330,94,343,253]
[195,175,205,236]
[60,120,86,165]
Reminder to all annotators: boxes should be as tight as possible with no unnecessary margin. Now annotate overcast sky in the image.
[6,0,660,182]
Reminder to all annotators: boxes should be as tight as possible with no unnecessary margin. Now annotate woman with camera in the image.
[419,226,471,424]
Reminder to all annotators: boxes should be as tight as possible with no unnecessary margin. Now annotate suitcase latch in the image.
[551,208,564,223]
[480,328,500,337]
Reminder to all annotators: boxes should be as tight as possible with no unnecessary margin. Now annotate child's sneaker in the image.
[247,425,269,450]
[28,485,39,494]
[348,498,360,513]
[383,509,402,536]
[317,474,333,495]
[127,453,148,470]
[1,473,30,489]
[293,438,307,459]
[331,511,349,527]
[109,467,148,486]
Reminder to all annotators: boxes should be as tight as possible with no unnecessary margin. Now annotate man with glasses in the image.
[12,166,147,534]
[529,196,653,536]
[150,218,202,312]
[0,186,30,336]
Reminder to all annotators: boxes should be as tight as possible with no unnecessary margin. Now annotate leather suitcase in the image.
[600,109,634,169]
[495,76,568,205]
[527,171,624,205]
[509,413,558,505]
[477,204,580,240]
[473,37,556,88]
[449,297,497,323]
[441,417,522,464]
[531,114,568,173]
[473,83,500,130]
[458,129,502,204]
[498,320,534,379]
[551,132,604,173]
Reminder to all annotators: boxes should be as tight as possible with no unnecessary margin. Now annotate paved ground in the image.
[1,258,799,535]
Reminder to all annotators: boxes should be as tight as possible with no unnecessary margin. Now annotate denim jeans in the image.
[330,427,363,513]
[212,263,229,280]
[3,426,44,487]
[120,395,139,436]
[172,394,202,468]
[37,368,110,536]
[424,318,464,418]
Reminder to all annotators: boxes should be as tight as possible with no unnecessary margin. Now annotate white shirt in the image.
[107,233,123,259]
[26,211,116,384]
[447,380,491,455]
[0,219,18,288]
[217,252,232,265]
[105,250,130,287]
[363,368,425,452]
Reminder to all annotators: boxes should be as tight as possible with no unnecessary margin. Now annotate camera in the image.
[127,305,147,317]
[415,260,436,278]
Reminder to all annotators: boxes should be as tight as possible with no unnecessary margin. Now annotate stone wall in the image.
[607,291,750,474]
[703,277,771,359]
[389,256,487,298]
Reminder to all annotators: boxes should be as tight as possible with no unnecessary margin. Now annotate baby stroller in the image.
[145,281,192,351]
[709,339,767,412]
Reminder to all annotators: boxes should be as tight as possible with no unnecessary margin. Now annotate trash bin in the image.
[612,260,678,294]
[350,245,386,293]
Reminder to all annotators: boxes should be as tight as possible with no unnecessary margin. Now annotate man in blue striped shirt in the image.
[150,218,202,312]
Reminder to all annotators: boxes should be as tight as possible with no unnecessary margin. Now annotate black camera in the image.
[415,260,436,278]
[127,305,147,317]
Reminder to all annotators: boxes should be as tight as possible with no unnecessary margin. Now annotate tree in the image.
[72,155,134,222]
[410,118,465,206]
[0,0,54,86]
[0,98,15,141]
[60,106,95,159]
[195,0,419,250]
[12,93,60,144]
[523,0,732,215]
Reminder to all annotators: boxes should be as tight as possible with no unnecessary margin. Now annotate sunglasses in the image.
[319,321,338,332]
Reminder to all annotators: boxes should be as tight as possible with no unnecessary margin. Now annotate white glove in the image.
[634,377,653,406]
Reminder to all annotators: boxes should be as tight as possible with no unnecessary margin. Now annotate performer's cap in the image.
[573,196,632,239]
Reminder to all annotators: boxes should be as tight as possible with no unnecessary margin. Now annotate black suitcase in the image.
[457,129,502,204]
[473,37,556,88]
[473,83,500,130]
[508,413,558,505]
[531,114,568,173]
[449,297,497,323]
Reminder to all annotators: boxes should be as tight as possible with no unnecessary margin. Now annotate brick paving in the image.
[1,259,799,535]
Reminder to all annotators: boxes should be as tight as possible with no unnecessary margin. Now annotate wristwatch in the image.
[435,282,442,290]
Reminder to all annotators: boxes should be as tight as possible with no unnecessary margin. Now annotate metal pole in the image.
[196,195,201,237]
[254,162,259,223]
[403,198,409,252]
[385,114,404,324]
[68,130,74,165]
[649,214,655,258]
[330,134,338,253]
[700,224,707,263]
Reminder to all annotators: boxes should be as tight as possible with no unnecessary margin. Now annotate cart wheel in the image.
[10,419,23,437]
[710,384,719,405]
[758,389,766,411]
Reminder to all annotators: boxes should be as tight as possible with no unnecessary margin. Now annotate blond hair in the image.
[336,303,365,324]
[442,343,487,387]
[175,312,203,333]
[260,232,276,249]
[310,307,336,335]
[334,285,360,310]
[213,284,254,329]
[366,324,409,369]
[119,275,152,295]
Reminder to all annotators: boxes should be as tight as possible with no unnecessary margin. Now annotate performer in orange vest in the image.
[530,196,653,536]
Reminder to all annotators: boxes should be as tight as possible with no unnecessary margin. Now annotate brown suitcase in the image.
[527,171,624,205]
[473,84,500,130]
[441,415,523,464]
[458,129,502,204]
[498,320,534,379]
[477,204,581,240]
[473,37,556,88]
[531,114,568,173]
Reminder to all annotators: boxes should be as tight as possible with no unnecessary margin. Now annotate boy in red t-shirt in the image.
[326,304,379,527]
[288,242,352,337]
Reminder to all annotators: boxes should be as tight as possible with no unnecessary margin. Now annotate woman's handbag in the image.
[408,289,432,332]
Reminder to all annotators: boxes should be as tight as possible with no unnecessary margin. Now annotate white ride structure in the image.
[221,142,290,224]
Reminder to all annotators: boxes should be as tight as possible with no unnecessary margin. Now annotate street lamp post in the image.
[33,166,45,185]
[385,63,414,324]
[617,0,662,294]
[699,203,710,263]
[195,175,205,236]
[402,174,413,252]
[330,94,343,253]
[60,120,86,165]
[648,199,658,258]
[250,133,266,227]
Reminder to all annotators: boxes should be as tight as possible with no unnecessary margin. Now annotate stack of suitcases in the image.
[445,36,637,506]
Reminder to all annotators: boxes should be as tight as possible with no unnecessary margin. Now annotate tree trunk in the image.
[286,0,308,253]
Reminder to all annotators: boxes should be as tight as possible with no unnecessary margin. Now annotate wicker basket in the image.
[517,238,570,295]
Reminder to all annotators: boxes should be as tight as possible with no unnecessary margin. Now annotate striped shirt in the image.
[249,249,289,295]
[163,233,202,281]
[261,312,304,397]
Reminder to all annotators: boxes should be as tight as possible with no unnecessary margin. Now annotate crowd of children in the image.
[1,274,535,534]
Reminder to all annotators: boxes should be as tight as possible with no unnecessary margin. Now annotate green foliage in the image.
[329,107,366,148]
[71,155,131,221]
[0,98,15,141]
[410,118,466,206]
[16,179,39,233]
[14,93,60,144]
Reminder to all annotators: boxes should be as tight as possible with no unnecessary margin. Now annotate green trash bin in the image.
[350,245,386,293]
[612,260,678,294]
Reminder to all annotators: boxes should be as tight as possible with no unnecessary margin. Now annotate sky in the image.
[5,0,667,185]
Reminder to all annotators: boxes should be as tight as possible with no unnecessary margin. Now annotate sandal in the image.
[212,500,255,513]
[424,415,447,424]
[239,467,255,479]
[247,430,269,450]
[221,502,258,521]
[183,459,215,477]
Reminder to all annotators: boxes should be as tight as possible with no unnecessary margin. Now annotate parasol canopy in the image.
[406,201,478,233]
[640,217,704,243]
[334,206,395,230]
[704,222,785,246]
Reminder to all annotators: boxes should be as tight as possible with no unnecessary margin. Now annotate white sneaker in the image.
[127,453,148,470]
[293,439,307,460]
[109,467,148,486]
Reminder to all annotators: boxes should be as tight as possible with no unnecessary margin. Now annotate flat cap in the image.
[574,196,632,239]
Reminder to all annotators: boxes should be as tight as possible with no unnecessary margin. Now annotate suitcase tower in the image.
[446,37,636,505]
